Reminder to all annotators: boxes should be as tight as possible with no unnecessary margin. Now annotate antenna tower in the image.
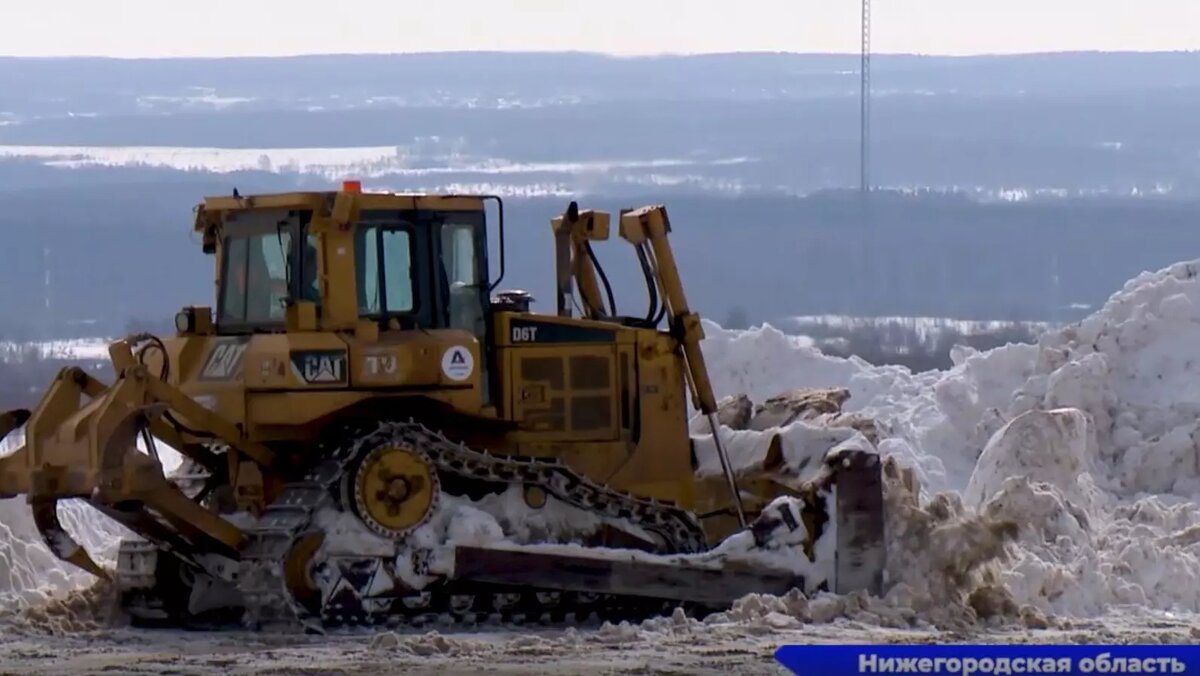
[860,0,871,194]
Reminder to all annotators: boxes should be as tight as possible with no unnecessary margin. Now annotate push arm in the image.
[618,205,746,526]
[551,202,613,320]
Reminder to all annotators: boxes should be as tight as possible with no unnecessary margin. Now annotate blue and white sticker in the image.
[441,346,474,382]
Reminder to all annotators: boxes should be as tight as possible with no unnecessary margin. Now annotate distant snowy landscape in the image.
[1,52,1197,337]
[0,143,1183,200]
[0,144,758,197]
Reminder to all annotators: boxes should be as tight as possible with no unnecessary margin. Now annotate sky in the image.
[3,0,1198,58]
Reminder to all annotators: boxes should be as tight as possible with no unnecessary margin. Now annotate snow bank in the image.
[694,259,1200,624]
[0,428,163,619]
[0,496,127,614]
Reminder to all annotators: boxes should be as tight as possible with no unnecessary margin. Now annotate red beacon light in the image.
[341,180,362,193]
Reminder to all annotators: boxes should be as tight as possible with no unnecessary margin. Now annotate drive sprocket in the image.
[346,444,440,540]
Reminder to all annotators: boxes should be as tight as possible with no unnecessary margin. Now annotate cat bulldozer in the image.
[0,183,884,632]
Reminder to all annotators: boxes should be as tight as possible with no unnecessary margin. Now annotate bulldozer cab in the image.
[194,186,501,401]
[208,191,493,339]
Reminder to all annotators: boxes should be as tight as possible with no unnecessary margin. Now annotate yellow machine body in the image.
[0,185,884,630]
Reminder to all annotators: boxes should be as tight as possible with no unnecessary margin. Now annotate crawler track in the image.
[235,419,710,632]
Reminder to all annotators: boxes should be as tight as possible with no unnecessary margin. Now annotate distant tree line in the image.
[811,320,1041,372]
[2,177,1198,340]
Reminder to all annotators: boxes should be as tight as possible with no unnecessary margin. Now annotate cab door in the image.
[436,218,493,402]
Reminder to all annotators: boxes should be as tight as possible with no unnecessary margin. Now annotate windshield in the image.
[217,210,308,328]
[350,208,486,330]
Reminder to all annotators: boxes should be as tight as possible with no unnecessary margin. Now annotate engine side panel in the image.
[492,312,695,509]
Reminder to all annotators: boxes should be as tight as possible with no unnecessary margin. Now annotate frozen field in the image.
[6,259,1200,672]
[0,144,755,197]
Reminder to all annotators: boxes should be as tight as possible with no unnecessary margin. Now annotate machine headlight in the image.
[175,310,193,333]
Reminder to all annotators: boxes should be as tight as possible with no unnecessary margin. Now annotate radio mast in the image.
[860,0,871,194]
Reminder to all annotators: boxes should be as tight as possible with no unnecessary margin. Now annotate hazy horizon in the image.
[5,0,1197,58]
[3,48,1198,62]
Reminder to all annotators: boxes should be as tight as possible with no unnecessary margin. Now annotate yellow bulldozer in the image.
[0,182,884,632]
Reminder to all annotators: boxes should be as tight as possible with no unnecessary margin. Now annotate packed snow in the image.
[697,258,1200,623]
[5,258,1200,666]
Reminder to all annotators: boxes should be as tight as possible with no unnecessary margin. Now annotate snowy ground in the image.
[7,614,1200,676]
[7,260,1200,672]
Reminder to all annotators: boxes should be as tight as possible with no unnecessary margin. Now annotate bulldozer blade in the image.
[832,448,885,595]
[446,544,807,606]
[31,498,110,580]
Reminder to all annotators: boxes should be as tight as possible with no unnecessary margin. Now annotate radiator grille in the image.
[516,349,616,436]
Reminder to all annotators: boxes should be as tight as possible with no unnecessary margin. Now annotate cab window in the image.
[219,228,293,325]
[440,223,479,286]
[439,221,486,335]
[356,225,415,316]
[299,232,321,305]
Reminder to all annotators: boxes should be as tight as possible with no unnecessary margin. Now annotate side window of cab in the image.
[356,224,416,316]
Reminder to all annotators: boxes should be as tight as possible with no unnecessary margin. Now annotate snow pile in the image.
[691,258,1200,625]
[0,498,126,613]
[0,428,173,624]
[0,430,130,616]
[0,578,124,634]
[699,320,1040,495]
[692,422,864,481]
[690,388,878,483]
[369,629,486,656]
